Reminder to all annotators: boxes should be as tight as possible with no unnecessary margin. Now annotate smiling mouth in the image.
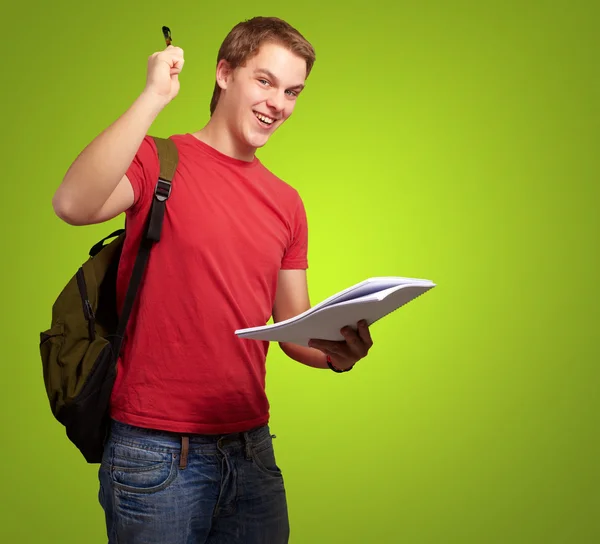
[253,111,276,127]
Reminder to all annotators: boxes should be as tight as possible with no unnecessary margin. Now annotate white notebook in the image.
[235,276,436,346]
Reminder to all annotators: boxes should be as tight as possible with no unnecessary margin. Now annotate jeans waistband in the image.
[109,419,271,449]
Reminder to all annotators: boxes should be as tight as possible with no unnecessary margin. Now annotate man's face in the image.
[217,42,307,153]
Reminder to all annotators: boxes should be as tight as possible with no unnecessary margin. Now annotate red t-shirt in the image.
[109,133,309,434]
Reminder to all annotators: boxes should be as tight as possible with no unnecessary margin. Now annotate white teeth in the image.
[255,112,274,125]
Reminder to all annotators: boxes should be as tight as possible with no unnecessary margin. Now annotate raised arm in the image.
[52,46,185,225]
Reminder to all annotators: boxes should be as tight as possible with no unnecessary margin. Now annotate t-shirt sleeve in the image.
[125,135,160,216]
[281,194,309,270]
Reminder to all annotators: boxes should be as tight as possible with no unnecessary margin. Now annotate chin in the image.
[251,138,270,149]
[244,132,272,150]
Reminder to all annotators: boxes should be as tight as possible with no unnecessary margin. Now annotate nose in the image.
[266,92,285,114]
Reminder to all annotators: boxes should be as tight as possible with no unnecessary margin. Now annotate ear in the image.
[216,59,233,90]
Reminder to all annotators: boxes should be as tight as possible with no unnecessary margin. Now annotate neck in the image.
[192,111,256,162]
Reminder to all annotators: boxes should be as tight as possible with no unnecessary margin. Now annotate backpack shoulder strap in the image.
[112,136,179,361]
[145,136,179,242]
[152,136,179,182]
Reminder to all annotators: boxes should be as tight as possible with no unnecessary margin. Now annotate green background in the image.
[2,0,598,542]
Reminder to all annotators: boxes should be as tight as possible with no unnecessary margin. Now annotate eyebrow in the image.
[254,68,305,91]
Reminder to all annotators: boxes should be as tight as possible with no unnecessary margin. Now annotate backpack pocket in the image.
[40,322,65,364]
[40,322,65,414]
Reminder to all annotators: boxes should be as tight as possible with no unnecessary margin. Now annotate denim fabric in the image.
[98,419,289,543]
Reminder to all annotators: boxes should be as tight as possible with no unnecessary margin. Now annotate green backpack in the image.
[39,136,179,463]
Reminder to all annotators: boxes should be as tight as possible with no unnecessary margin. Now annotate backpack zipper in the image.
[76,268,96,341]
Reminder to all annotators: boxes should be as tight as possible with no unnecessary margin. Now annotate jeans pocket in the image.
[108,442,177,494]
[251,437,283,477]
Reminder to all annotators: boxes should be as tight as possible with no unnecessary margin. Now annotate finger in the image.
[357,320,373,348]
[170,60,184,75]
[340,326,366,356]
[159,47,185,61]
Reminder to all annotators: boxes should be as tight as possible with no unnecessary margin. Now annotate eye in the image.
[258,79,270,86]
[285,89,299,97]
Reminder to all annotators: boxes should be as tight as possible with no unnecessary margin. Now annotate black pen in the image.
[162,26,172,47]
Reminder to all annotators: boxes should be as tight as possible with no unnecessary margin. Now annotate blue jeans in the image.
[98,419,289,543]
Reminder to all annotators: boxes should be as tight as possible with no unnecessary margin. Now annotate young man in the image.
[53,16,372,544]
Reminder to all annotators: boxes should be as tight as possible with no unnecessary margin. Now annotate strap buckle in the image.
[155,178,172,202]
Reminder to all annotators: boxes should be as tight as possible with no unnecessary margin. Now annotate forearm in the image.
[279,342,329,369]
[53,91,166,218]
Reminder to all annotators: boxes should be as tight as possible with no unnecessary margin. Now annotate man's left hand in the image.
[308,320,373,371]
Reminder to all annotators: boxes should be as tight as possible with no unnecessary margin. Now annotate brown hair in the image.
[209,17,316,115]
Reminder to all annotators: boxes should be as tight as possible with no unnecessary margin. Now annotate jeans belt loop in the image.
[179,436,189,469]
[243,432,252,460]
